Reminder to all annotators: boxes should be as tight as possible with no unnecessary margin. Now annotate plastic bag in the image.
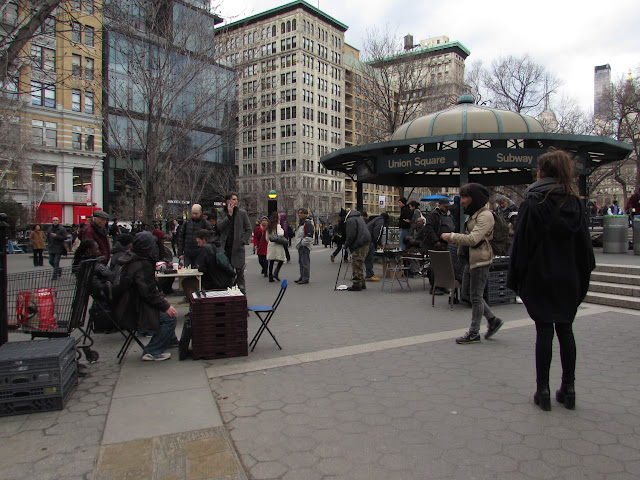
[16,288,58,330]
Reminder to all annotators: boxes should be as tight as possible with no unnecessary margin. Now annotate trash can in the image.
[634,216,640,255]
[603,215,629,254]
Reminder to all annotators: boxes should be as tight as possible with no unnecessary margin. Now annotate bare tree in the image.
[103,0,236,226]
[479,54,563,115]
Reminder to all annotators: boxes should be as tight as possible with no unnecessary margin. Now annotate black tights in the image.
[535,322,576,387]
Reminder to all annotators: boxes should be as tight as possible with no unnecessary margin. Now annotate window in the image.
[31,82,56,108]
[85,91,94,114]
[72,22,82,43]
[36,16,56,36]
[0,77,18,99]
[83,0,94,14]
[72,54,81,77]
[72,90,81,111]
[84,25,94,46]
[73,167,92,192]
[72,126,82,150]
[32,164,57,191]
[31,45,55,71]
[85,57,94,80]
[85,128,94,151]
[2,2,17,24]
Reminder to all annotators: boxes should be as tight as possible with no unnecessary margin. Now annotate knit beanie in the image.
[459,183,489,216]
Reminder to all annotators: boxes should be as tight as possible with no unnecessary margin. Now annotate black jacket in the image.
[46,224,68,254]
[366,215,386,246]
[344,210,371,250]
[424,208,453,250]
[109,242,129,270]
[198,237,235,290]
[113,233,170,333]
[177,217,211,258]
[399,205,412,230]
[507,178,595,323]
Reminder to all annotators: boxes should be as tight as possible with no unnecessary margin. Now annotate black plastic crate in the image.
[491,256,510,270]
[0,338,76,375]
[0,346,75,387]
[488,296,515,306]
[0,370,77,417]
[0,361,76,401]
[192,340,248,360]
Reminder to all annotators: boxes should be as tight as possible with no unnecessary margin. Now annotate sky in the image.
[217,0,639,114]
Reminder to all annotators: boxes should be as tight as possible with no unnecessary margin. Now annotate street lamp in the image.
[267,190,277,216]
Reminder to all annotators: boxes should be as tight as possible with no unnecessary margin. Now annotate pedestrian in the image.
[46,217,68,279]
[113,232,179,361]
[344,209,371,291]
[29,224,45,267]
[507,150,595,411]
[196,229,235,290]
[424,198,456,290]
[279,213,291,262]
[255,216,269,277]
[294,208,314,284]
[398,197,412,251]
[364,212,389,282]
[607,199,623,215]
[170,219,179,256]
[79,210,111,265]
[495,195,518,222]
[330,209,348,262]
[177,204,211,268]
[109,218,121,245]
[441,183,503,344]
[216,192,252,294]
[266,211,286,282]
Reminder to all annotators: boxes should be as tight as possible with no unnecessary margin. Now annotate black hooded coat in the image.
[507,177,595,324]
[113,232,170,333]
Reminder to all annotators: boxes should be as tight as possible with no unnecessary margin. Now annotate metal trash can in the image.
[634,216,640,255]
[603,215,629,254]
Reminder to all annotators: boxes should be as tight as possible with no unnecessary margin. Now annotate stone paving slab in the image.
[93,427,247,480]
[210,311,640,480]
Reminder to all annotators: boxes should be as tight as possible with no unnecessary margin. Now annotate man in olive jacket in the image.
[441,183,503,345]
[344,209,371,291]
[113,232,178,361]
[46,217,68,279]
[216,192,252,293]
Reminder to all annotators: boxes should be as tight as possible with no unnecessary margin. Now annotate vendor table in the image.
[156,268,203,291]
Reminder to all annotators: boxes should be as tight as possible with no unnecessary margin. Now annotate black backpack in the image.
[489,212,512,256]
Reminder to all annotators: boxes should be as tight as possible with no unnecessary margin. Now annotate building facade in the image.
[594,64,612,120]
[1,0,105,225]
[216,0,346,219]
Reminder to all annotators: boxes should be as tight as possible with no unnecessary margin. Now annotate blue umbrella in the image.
[420,194,453,202]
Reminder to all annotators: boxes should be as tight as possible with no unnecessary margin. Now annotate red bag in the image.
[16,288,58,330]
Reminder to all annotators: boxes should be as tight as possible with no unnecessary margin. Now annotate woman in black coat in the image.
[508,150,595,411]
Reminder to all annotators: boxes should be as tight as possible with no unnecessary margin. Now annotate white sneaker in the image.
[141,352,171,361]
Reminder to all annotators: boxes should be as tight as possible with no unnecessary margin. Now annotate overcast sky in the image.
[218,0,639,114]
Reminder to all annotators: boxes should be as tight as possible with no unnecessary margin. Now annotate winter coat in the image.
[46,224,68,254]
[266,224,286,262]
[344,210,371,251]
[496,201,518,222]
[405,224,428,250]
[113,233,170,333]
[366,215,386,247]
[216,207,252,268]
[279,213,289,238]
[80,221,111,264]
[507,177,595,324]
[424,208,454,250]
[255,225,268,255]
[109,242,129,270]
[398,205,412,230]
[30,230,45,250]
[449,205,494,269]
[294,218,314,250]
[198,236,235,290]
[177,217,211,258]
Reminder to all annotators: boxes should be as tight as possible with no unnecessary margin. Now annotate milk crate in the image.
[192,340,248,361]
[0,368,77,417]
[0,338,76,376]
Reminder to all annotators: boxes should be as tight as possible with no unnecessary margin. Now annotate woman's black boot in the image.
[534,385,551,411]
[268,262,275,282]
[556,383,575,410]
[274,262,282,282]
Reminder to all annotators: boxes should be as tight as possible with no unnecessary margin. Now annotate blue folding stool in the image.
[248,279,288,351]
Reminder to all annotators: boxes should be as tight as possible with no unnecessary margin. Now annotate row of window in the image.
[72,54,95,80]
[71,22,95,47]
[31,120,95,151]
[26,164,93,193]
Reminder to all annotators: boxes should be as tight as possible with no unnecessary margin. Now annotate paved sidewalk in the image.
[0,247,639,479]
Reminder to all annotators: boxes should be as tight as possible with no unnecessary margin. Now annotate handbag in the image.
[269,233,288,246]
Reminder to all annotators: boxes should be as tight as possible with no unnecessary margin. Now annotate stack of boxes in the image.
[190,291,248,360]
[0,338,78,417]
[486,256,516,306]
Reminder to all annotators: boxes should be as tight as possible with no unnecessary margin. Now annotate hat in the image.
[339,208,347,217]
[438,198,451,206]
[93,210,109,219]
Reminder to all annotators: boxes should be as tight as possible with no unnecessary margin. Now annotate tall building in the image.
[343,44,399,215]
[0,0,105,225]
[215,0,347,218]
[102,0,235,219]
[594,64,612,119]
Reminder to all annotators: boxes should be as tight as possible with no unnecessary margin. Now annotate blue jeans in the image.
[399,229,409,251]
[365,242,375,278]
[49,253,62,278]
[143,312,177,356]
[463,264,496,335]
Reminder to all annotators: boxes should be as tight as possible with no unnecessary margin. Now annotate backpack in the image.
[110,258,141,302]
[489,212,512,256]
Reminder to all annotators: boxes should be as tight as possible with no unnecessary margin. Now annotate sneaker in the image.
[346,285,362,291]
[455,332,481,345]
[485,318,504,339]
[365,276,380,282]
[141,352,171,361]
[136,331,154,338]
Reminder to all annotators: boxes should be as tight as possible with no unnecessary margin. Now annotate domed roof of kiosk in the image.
[391,94,545,141]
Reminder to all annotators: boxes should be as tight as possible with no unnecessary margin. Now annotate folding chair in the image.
[116,328,146,364]
[380,253,411,292]
[248,279,288,351]
[428,250,461,310]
